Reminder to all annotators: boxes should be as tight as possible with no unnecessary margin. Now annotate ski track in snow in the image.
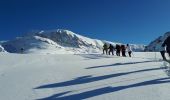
[0,52,170,100]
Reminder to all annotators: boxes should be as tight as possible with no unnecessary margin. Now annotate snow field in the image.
[0,52,170,100]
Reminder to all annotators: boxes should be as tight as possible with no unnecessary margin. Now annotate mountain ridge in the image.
[1,29,145,54]
[146,32,170,51]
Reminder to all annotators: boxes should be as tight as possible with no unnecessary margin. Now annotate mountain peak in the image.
[1,29,145,54]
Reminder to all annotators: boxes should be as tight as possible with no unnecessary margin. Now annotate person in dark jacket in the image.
[103,43,108,55]
[116,44,121,56]
[126,44,132,57]
[20,47,24,54]
[121,45,126,57]
[108,44,114,55]
[162,36,170,57]
[156,40,166,60]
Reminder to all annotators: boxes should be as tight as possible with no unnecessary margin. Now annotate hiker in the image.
[20,47,24,54]
[155,39,166,60]
[108,44,114,55]
[103,43,108,55]
[121,44,126,57]
[115,44,121,56]
[162,36,170,57]
[126,44,132,57]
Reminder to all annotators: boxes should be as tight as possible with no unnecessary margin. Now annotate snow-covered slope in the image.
[146,32,170,51]
[2,29,145,54]
[0,45,7,52]
[1,36,72,54]
[0,52,170,100]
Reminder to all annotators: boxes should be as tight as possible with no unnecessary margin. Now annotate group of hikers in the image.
[102,35,170,60]
[103,43,132,57]
[155,35,170,61]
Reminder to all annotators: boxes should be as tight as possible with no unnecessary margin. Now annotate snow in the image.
[0,52,170,100]
[1,29,145,54]
[0,45,7,52]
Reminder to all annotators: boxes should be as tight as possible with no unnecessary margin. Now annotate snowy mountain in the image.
[2,29,145,54]
[146,32,170,51]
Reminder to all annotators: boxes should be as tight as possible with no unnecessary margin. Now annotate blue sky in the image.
[0,0,170,44]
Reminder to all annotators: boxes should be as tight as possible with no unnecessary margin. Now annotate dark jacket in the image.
[116,44,120,51]
[109,44,114,50]
[162,36,170,50]
[103,44,108,49]
[121,45,126,51]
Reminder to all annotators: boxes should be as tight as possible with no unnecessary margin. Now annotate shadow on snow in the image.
[35,67,165,89]
[86,60,157,69]
[76,54,117,60]
[35,55,164,99]
[37,77,170,100]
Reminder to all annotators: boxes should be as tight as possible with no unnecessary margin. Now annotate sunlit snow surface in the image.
[0,52,170,100]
